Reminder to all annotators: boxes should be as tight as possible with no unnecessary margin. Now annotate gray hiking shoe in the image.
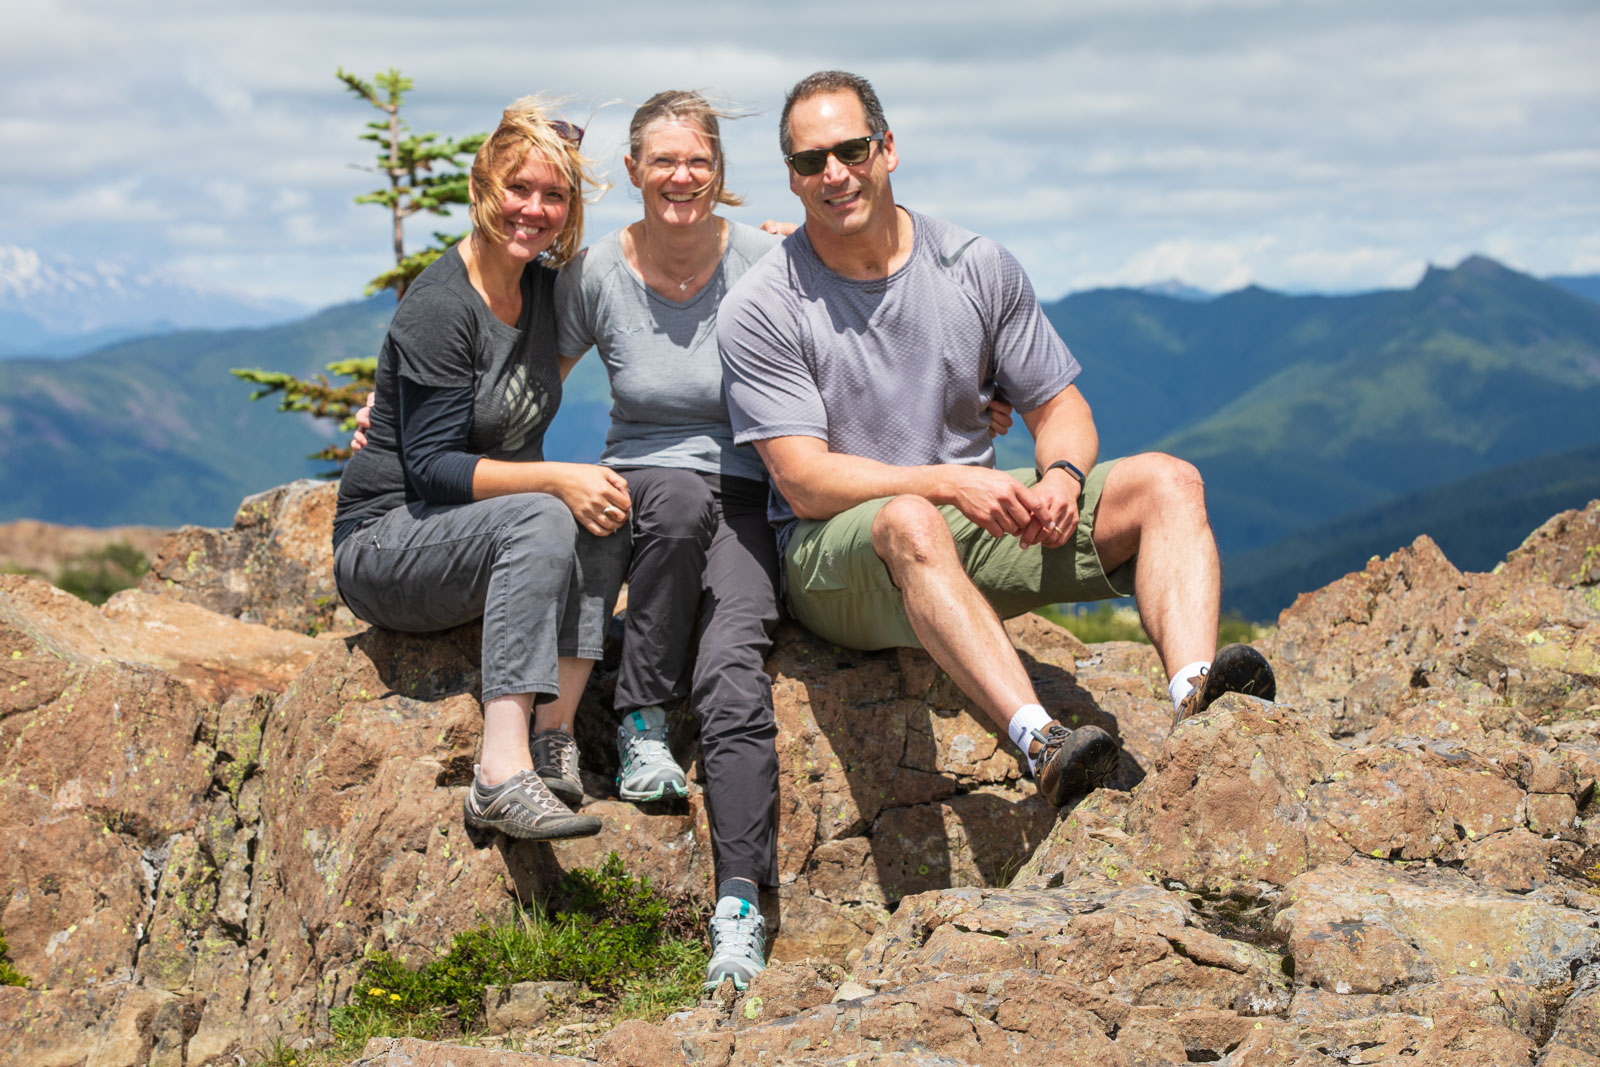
[462,765,600,844]
[704,896,766,991]
[1032,722,1119,806]
[531,728,584,808]
[1174,643,1276,725]
[616,706,688,802]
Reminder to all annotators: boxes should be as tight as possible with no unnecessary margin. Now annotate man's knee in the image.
[1110,453,1207,522]
[1150,453,1206,519]
[631,468,716,541]
[870,495,957,567]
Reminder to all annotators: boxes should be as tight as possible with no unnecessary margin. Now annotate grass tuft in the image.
[0,926,27,988]
[314,852,708,1060]
[53,542,150,605]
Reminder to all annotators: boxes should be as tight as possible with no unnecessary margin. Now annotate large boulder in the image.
[1265,502,1600,738]
[140,479,353,635]
[0,571,323,1064]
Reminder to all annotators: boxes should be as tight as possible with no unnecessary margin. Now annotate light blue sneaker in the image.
[704,896,766,991]
[616,706,688,802]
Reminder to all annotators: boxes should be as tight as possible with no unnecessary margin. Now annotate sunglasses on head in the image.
[549,120,585,146]
[784,133,884,177]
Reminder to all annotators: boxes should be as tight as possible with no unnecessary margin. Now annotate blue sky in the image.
[3,0,1596,310]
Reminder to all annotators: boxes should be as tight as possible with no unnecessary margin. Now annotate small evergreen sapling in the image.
[232,69,485,469]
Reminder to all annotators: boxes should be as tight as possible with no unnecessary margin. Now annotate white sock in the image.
[1169,661,1211,710]
[1006,704,1054,775]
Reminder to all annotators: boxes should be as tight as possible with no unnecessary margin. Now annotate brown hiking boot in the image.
[1174,643,1276,725]
[1033,722,1120,806]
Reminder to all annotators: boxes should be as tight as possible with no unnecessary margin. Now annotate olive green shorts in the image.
[784,461,1135,651]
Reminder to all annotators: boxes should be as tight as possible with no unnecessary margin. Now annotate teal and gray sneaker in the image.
[616,706,688,802]
[704,896,766,991]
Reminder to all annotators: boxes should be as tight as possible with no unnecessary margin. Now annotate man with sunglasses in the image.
[719,70,1275,808]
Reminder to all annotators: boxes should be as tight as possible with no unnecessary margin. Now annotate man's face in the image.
[786,90,897,241]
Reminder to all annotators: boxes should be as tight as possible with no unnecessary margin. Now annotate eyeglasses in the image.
[784,133,884,177]
[646,156,716,175]
[549,120,585,146]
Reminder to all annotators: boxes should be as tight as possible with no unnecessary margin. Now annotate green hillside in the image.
[1221,443,1600,622]
[1,298,394,525]
[0,293,621,527]
[1044,257,1600,553]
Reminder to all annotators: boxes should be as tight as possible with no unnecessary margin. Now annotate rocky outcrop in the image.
[0,572,324,1065]
[2,494,1598,1066]
[140,479,355,635]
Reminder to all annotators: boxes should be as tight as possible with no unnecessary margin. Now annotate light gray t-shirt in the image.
[555,221,779,481]
[717,208,1079,529]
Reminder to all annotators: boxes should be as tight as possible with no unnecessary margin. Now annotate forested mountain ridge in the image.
[3,256,1595,623]
[1038,255,1600,554]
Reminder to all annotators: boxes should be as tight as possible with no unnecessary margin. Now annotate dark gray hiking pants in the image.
[333,493,630,701]
[615,468,781,887]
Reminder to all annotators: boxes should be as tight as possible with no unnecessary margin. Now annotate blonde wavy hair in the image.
[469,95,607,269]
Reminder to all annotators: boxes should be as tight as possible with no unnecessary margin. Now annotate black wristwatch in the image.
[1041,458,1086,485]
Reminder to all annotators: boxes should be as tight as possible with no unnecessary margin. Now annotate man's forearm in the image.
[1024,385,1099,490]
[759,444,960,520]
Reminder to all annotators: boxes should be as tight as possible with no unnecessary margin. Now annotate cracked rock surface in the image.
[3,486,1599,1066]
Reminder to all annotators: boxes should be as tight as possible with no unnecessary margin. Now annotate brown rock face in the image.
[140,479,354,635]
[3,493,1599,1067]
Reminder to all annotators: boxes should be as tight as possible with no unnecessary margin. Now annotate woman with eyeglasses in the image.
[551,90,785,992]
[331,96,628,843]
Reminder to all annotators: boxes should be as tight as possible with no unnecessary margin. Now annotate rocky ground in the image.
[1,481,1597,1066]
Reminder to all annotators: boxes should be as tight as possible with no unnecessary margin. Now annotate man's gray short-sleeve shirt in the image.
[717,208,1079,528]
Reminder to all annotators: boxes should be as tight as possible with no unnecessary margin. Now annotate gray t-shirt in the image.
[717,208,1079,529]
[334,244,562,545]
[555,221,779,481]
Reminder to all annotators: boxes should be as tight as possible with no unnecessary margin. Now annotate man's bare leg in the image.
[1090,453,1219,680]
[870,495,1038,731]
[870,495,1126,802]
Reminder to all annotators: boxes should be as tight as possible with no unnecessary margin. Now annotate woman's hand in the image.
[760,219,799,236]
[351,391,376,451]
[987,397,1014,438]
[551,464,632,537]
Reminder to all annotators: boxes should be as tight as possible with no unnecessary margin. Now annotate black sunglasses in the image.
[784,133,884,177]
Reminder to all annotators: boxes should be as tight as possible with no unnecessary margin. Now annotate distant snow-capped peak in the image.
[0,245,306,336]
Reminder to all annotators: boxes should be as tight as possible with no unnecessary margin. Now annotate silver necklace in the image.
[641,219,724,293]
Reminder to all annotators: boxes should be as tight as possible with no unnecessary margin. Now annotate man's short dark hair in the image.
[779,70,889,157]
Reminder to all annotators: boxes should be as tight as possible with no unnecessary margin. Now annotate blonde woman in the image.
[332,97,628,842]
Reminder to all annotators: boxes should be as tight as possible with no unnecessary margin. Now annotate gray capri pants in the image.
[333,492,630,701]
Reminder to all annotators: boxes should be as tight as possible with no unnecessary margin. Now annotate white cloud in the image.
[1,0,1596,308]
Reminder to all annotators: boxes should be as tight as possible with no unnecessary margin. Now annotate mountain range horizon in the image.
[2,250,1596,622]
[6,243,1594,360]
